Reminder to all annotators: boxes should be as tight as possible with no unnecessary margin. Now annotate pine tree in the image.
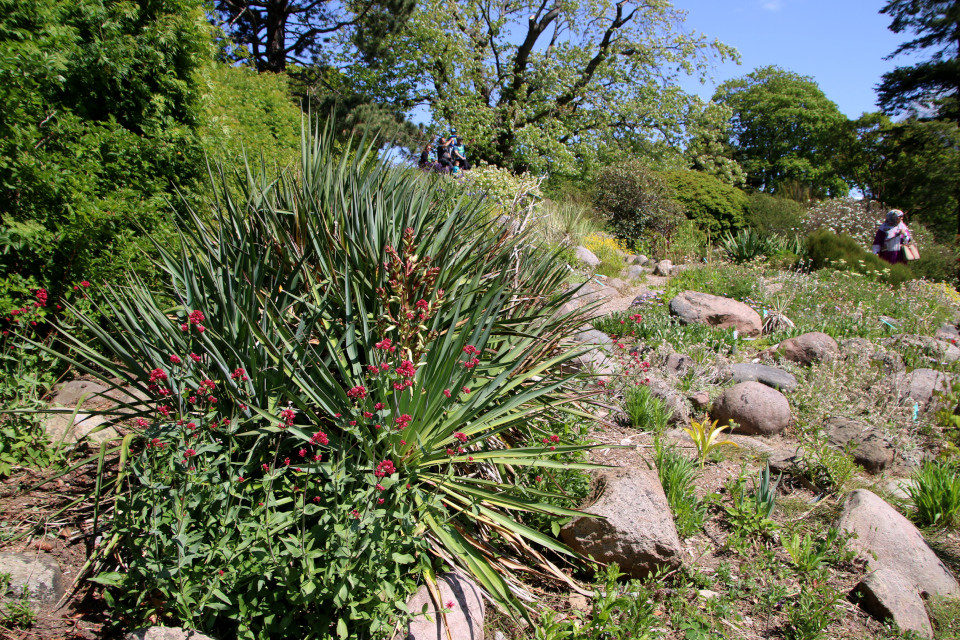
[877,0,960,120]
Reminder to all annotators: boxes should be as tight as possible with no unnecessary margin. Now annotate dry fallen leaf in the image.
[35,538,54,551]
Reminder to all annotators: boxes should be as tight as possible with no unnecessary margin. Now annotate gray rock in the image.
[625,265,646,280]
[669,291,762,337]
[885,478,917,500]
[125,630,215,640]
[664,353,694,377]
[560,468,682,579]
[49,380,109,408]
[711,381,791,436]
[0,552,64,604]
[935,324,960,343]
[607,278,627,292]
[841,337,874,358]
[823,417,895,473]
[775,332,839,366]
[635,255,650,266]
[894,368,956,411]
[689,392,710,411]
[885,334,960,364]
[838,489,959,598]
[871,351,906,374]
[574,246,601,267]
[853,569,932,638]
[574,329,613,346]
[401,572,484,640]
[646,377,689,426]
[572,350,616,382]
[45,412,119,445]
[652,260,673,276]
[729,363,798,393]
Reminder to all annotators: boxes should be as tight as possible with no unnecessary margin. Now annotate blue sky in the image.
[672,0,911,118]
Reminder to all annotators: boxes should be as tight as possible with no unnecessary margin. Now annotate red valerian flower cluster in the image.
[375,338,396,353]
[374,459,396,478]
[231,367,248,382]
[310,431,329,445]
[347,385,367,400]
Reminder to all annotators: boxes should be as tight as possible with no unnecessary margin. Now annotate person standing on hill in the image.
[872,209,912,264]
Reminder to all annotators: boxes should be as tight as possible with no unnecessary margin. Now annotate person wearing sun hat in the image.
[872,209,912,264]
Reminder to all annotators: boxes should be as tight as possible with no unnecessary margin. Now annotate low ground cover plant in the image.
[907,461,960,528]
[51,125,604,638]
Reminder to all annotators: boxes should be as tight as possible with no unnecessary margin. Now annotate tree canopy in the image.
[877,0,960,120]
[713,66,849,198]
[345,0,737,174]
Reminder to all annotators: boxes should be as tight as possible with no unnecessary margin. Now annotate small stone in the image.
[775,332,839,366]
[620,438,633,446]
[574,329,613,346]
[646,377,690,426]
[935,324,960,342]
[607,278,627,291]
[560,468,682,579]
[885,478,917,500]
[652,260,673,276]
[49,380,109,408]
[853,569,933,638]
[625,265,645,280]
[698,589,720,600]
[0,552,64,604]
[711,382,791,436]
[664,353,694,376]
[574,246,601,267]
[823,417,895,473]
[634,255,650,266]
[689,392,710,410]
[729,363,798,393]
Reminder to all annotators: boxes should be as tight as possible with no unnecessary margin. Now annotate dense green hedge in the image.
[659,170,748,234]
[746,192,804,236]
[805,229,913,286]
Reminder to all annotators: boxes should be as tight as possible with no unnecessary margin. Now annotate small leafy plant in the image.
[684,419,738,468]
[623,384,672,433]
[783,528,850,579]
[0,572,35,629]
[725,462,781,541]
[907,460,960,528]
[795,431,858,493]
[785,580,842,640]
[651,438,708,538]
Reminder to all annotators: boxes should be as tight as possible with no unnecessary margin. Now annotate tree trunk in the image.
[264,0,289,73]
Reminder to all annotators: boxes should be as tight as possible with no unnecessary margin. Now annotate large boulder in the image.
[664,353,694,377]
[652,260,673,276]
[45,412,118,446]
[935,324,960,343]
[775,332,839,366]
[711,381,791,436]
[561,468,682,579]
[894,368,956,411]
[823,417,895,473]
[853,569,932,638]
[838,490,959,598]
[401,572,484,640]
[728,363,798,393]
[574,246,601,268]
[668,291,762,337]
[0,552,64,604]
[607,278,627,292]
[125,630,215,640]
[573,329,613,346]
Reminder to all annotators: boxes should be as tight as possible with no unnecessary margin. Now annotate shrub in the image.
[805,229,914,286]
[533,200,603,250]
[908,223,959,284]
[582,233,628,276]
[746,192,805,236]
[803,198,883,248]
[721,228,804,264]
[907,461,960,528]
[459,163,542,216]
[61,124,602,637]
[593,160,684,252]
[659,170,748,234]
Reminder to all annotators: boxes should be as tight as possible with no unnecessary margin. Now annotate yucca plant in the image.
[47,121,605,638]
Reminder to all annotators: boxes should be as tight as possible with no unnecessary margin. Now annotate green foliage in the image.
[795,431,858,494]
[782,528,849,579]
[459,164,543,217]
[714,66,850,197]
[593,161,685,253]
[684,419,737,468]
[877,0,960,121]
[724,463,780,541]
[746,192,805,236]
[721,228,804,264]
[805,229,914,286]
[63,123,602,636]
[684,101,747,186]
[907,461,960,529]
[200,65,302,171]
[0,0,212,322]
[784,580,843,640]
[652,438,707,538]
[623,384,672,433]
[659,170,748,234]
[347,0,737,173]
[531,564,659,639]
[0,572,35,629]
[533,201,603,251]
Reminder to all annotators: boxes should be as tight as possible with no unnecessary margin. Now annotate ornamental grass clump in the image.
[50,122,604,638]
